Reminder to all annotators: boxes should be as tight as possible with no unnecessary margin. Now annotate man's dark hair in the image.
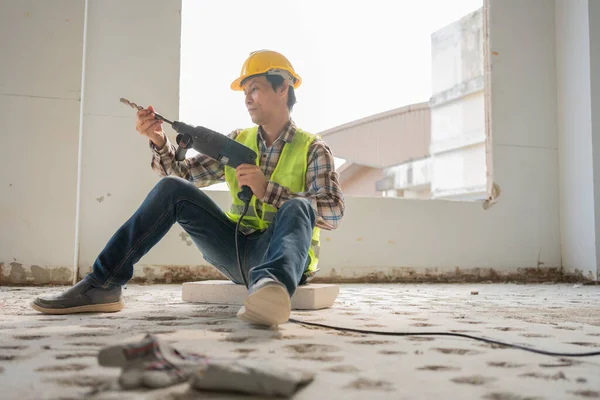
[265,74,297,112]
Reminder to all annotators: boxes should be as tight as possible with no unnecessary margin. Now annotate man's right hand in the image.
[136,105,166,150]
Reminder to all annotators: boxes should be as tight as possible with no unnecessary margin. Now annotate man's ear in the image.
[277,83,289,100]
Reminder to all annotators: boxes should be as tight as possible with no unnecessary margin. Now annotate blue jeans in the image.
[85,176,316,296]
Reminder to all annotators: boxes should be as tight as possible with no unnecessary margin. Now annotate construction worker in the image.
[31,50,345,326]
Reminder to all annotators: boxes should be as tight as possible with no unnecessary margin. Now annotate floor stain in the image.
[231,348,256,354]
[378,350,407,355]
[345,378,394,391]
[519,371,567,381]
[67,332,111,338]
[221,337,251,343]
[157,321,198,326]
[417,365,460,371]
[284,343,342,362]
[567,342,600,347]
[191,312,234,319]
[568,390,600,398]
[483,393,544,400]
[290,355,344,362]
[350,340,394,345]
[198,320,230,326]
[406,337,435,342]
[433,348,481,355]
[520,333,552,338]
[142,316,184,322]
[325,365,360,373]
[48,375,113,388]
[210,328,233,333]
[493,327,523,332]
[554,326,577,331]
[326,331,366,338]
[451,375,496,385]
[81,325,117,329]
[477,343,510,350]
[539,358,582,368]
[284,344,340,354]
[36,364,89,372]
[487,361,525,368]
[55,353,96,360]
[14,335,48,340]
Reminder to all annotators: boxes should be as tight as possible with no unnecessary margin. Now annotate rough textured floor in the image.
[1,283,599,400]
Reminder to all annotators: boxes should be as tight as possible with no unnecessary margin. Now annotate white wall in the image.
[430,93,485,152]
[590,0,600,279]
[4,0,599,283]
[431,143,487,198]
[431,8,484,94]
[429,9,487,201]
[555,0,597,278]
[0,1,84,283]
[77,0,183,273]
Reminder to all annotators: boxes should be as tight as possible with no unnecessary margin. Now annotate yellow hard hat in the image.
[230,50,302,91]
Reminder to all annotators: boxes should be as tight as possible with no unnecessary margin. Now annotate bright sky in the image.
[179,0,482,189]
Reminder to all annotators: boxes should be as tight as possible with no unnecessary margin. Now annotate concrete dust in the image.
[0,283,599,399]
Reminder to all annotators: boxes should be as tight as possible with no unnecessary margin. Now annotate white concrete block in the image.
[182,281,340,310]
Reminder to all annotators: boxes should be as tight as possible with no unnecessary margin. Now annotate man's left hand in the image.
[236,164,268,200]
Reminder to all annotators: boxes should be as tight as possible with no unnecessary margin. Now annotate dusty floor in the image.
[0,283,599,400]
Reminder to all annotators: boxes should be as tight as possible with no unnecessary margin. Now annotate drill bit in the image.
[119,97,173,125]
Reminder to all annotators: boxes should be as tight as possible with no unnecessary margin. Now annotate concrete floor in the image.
[0,283,599,400]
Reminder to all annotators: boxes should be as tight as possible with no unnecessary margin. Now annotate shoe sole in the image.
[31,299,124,315]
[237,284,291,326]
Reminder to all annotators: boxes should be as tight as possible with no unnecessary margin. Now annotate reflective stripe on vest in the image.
[223,126,321,277]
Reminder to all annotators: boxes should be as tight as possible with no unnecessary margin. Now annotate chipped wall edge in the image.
[0,262,595,286]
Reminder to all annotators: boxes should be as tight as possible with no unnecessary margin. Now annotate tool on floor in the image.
[98,334,314,396]
[120,98,255,288]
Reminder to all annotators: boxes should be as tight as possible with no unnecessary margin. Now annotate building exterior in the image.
[324,7,486,201]
[320,103,431,197]
[428,7,487,200]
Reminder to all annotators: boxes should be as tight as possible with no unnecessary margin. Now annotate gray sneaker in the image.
[31,279,124,314]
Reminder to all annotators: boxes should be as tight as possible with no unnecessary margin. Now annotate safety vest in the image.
[224,126,321,279]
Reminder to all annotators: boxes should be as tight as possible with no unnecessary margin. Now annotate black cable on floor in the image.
[288,318,600,357]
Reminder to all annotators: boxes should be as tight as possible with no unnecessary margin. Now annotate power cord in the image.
[233,196,599,358]
[235,201,250,289]
[287,319,600,358]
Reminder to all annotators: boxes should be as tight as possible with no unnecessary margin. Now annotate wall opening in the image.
[180,0,490,202]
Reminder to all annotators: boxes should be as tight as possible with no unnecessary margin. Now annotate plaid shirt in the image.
[150,120,345,234]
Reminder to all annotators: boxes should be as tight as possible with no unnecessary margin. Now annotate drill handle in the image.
[238,185,253,203]
[174,133,192,161]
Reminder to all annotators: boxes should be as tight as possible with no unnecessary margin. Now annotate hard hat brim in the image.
[230,72,302,91]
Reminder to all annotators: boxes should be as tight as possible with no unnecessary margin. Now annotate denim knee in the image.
[279,198,315,223]
[152,176,197,198]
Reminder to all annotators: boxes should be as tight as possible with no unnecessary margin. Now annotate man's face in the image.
[242,76,287,125]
